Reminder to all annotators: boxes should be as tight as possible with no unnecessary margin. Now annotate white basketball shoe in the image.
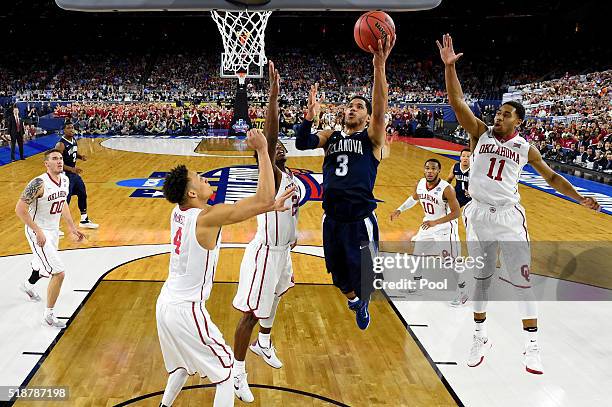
[250,339,283,369]
[20,282,41,302]
[233,372,254,403]
[524,342,544,375]
[467,335,492,367]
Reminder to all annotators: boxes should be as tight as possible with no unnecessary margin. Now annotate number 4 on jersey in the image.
[173,227,182,254]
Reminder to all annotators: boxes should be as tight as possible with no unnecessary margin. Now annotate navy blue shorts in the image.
[322,212,379,300]
[66,172,87,211]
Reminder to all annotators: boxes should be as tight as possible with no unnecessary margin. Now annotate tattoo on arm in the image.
[20,178,43,205]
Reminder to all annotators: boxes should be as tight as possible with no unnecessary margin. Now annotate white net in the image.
[211,10,272,78]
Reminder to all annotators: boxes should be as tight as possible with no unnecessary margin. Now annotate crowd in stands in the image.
[1,49,520,104]
[515,70,612,173]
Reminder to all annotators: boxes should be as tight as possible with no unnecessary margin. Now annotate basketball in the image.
[354,11,396,53]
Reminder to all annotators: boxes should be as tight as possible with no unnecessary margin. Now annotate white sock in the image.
[474,319,487,339]
[213,379,234,407]
[80,214,88,222]
[24,280,34,290]
[45,308,54,317]
[161,369,189,406]
[348,296,360,304]
[234,360,246,375]
[258,332,271,348]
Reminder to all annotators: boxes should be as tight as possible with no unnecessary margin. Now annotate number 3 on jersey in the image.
[173,227,182,254]
[336,154,348,176]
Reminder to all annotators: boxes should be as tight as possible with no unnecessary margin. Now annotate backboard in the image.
[55,0,442,12]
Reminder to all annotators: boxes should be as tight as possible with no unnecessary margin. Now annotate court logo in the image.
[116,165,323,205]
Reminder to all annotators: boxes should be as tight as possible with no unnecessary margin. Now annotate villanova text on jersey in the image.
[322,129,379,221]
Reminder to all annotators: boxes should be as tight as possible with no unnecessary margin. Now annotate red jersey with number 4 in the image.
[161,206,221,304]
[469,127,529,206]
[254,169,300,247]
[28,173,69,230]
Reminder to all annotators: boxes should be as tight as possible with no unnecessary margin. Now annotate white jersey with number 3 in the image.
[416,178,454,234]
[28,173,69,231]
[469,127,530,206]
[254,169,300,247]
[160,206,221,304]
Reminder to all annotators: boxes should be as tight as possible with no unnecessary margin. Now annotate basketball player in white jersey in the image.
[438,33,600,374]
[390,158,466,306]
[232,62,301,403]
[15,149,85,328]
[157,128,294,407]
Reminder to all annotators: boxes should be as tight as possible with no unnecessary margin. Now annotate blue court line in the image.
[441,153,612,216]
[0,134,60,166]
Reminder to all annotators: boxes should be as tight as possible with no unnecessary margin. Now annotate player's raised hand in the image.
[580,196,600,211]
[268,60,280,99]
[272,186,297,212]
[246,128,267,151]
[436,33,463,66]
[306,83,321,121]
[370,33,396,67]
[390,209,401,221]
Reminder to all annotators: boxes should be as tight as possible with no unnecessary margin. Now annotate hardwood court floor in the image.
[3,136,611,406]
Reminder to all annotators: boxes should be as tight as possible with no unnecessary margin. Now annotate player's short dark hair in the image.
[348,95,372,115]
[460,148,471,155]
[502,101,525,121]
[44,149,62,160]
[163,165,190,205]
[425,158,441,169]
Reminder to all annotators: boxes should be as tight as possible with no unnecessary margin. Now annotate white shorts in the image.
[412,221,461,258]
[25,227,65,276]
[463,199,532,288]
[233,240,295,319]
[156,300,233,383]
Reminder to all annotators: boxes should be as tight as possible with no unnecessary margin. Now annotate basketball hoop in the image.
[211,9,272,81]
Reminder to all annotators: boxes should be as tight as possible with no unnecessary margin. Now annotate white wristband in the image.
[398,196,418,212]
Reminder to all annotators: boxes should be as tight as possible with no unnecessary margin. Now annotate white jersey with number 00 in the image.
[469,127,530,206]
[160,206,221,304]
[28,173,69,231]
[416,178,454,234]
[254,169,300,247]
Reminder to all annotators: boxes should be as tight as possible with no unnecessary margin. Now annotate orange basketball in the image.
[354,11,396,53]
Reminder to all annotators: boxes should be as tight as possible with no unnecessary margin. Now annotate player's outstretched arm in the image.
[295,83,332,150]
[436,34,487,148]
[528,146,600,211]
[264,60,281,178]
[199,129,294,229]
[422,186,460,229]
[390,184,419,221]
[15,178,45,246]
[369,36,395,148]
